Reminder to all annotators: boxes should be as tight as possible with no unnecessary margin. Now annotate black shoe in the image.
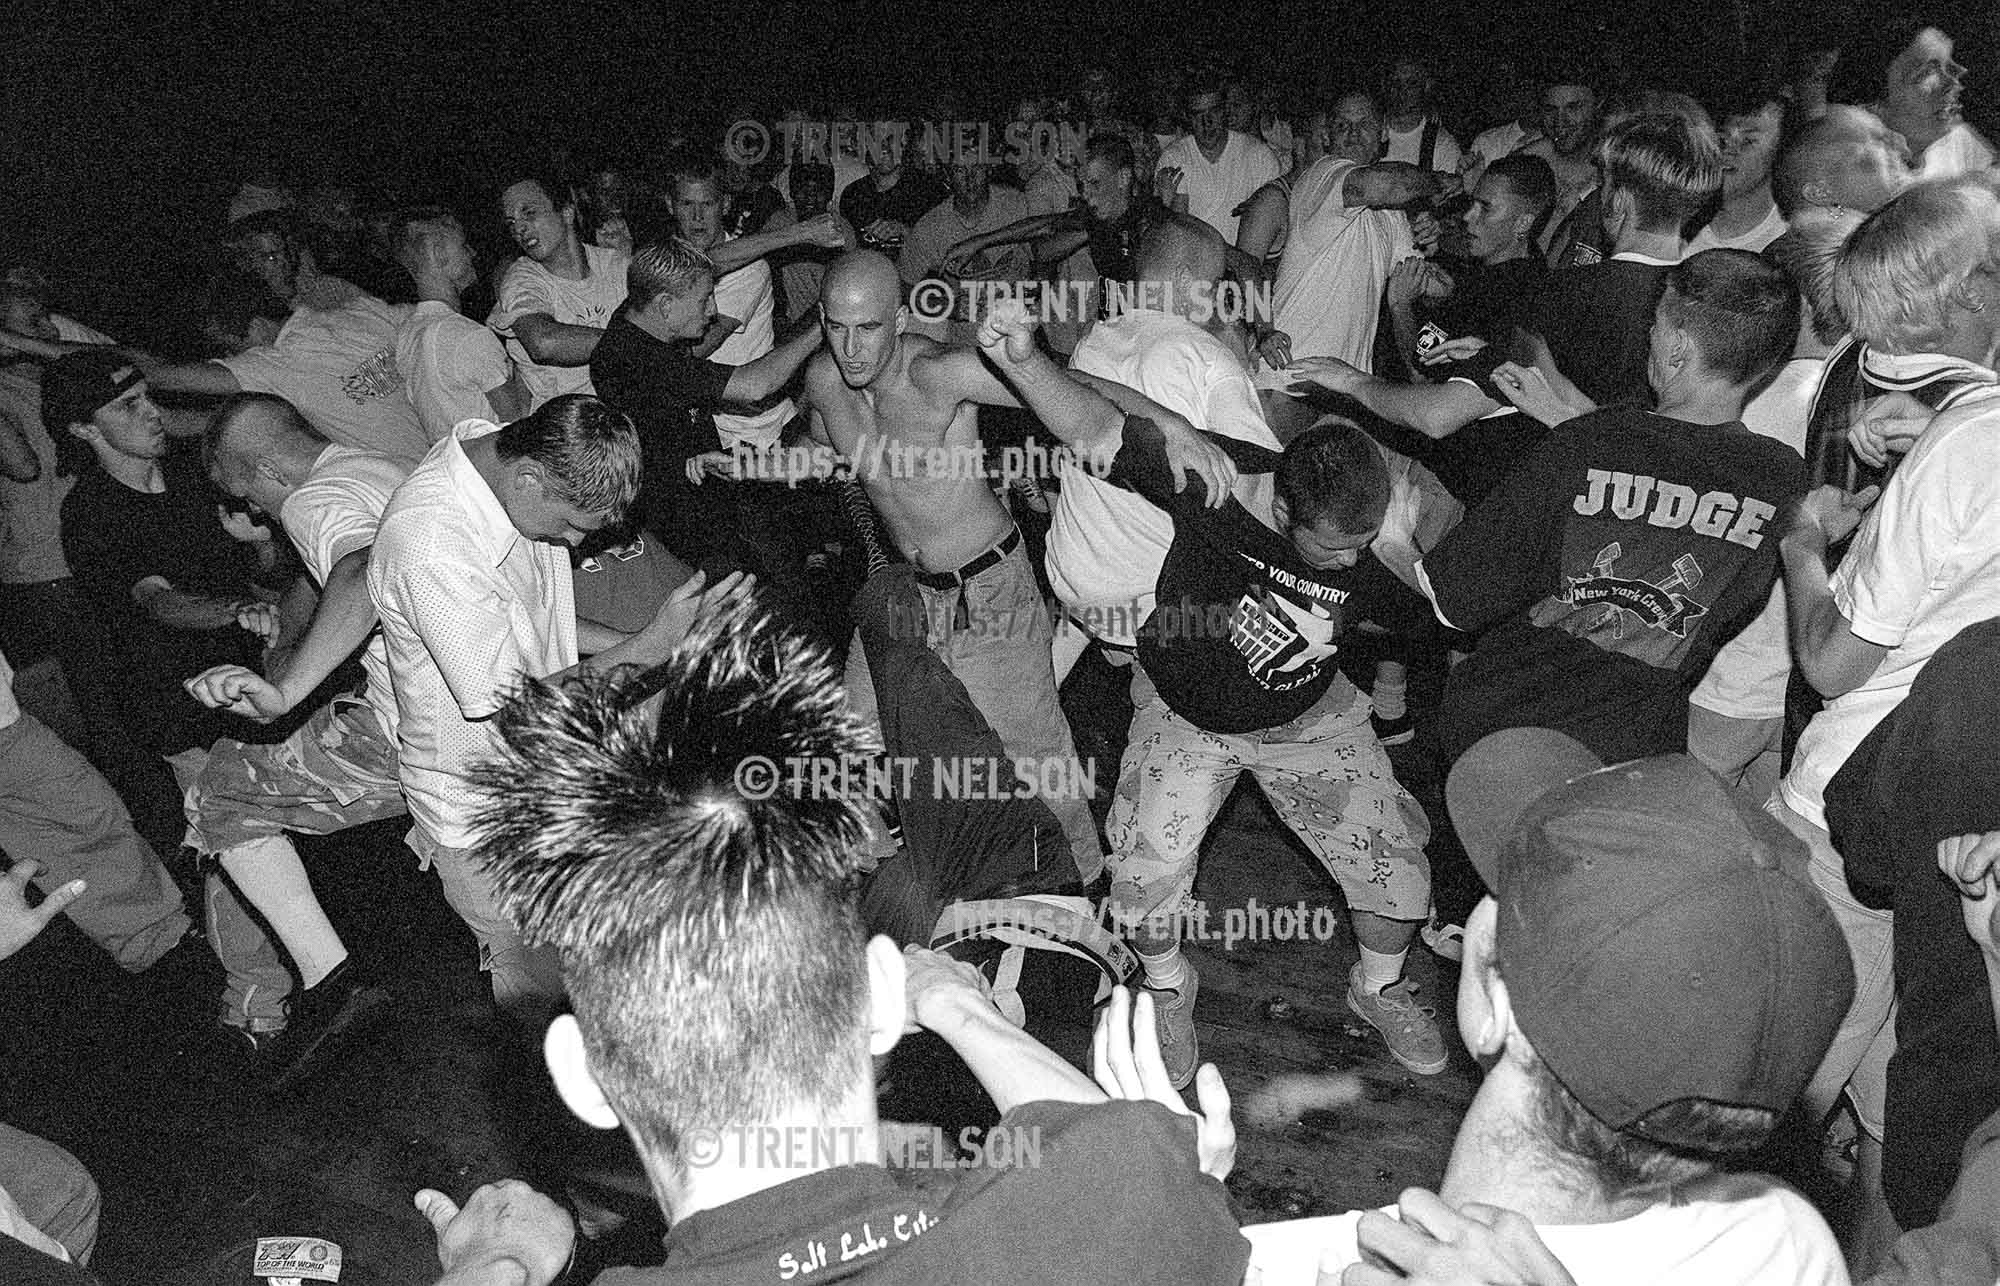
[1372,711,1415,746]
[257,959,394,1094]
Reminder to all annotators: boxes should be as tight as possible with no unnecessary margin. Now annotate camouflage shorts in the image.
[183,695,406,856]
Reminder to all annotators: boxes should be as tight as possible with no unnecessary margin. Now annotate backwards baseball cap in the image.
[41,348,145,437]
[1449,729,1854,1144]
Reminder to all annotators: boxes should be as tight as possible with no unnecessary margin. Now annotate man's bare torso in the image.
[807,336,1014,573]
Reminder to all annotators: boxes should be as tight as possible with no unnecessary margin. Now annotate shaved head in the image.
[821,250,903,317]
[208,391,322,459]
[820,251,908,389]
[1772,105,1915,219]
[1135,213,1228,288]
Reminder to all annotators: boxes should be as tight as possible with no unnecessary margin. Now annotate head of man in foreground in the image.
[1447,731,1854,1209]
[471,598,893,1213]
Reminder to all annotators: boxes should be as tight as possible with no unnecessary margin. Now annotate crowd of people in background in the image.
[4,10,2000,1284]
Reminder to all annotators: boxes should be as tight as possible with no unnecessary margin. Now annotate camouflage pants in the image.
[1106,665,1432,935]
[183,696,406,1028]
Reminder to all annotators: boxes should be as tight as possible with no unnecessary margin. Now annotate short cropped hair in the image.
[389,205,463,261]
[1831,177,2000,351]
[667,149,725,196]
[492,394,642,519]
[627,239,715,311]
[472,598,880,1171]
[203,391,324,474]
[1595,112,1724,233]
[1659,250,1801,386]
[1485,154,1559,242]
[1275,419,1391,536]
[1525,1051,1779,1203]
[499,172,576,214]
[1085,132,1137,176]
[223,208,306,255]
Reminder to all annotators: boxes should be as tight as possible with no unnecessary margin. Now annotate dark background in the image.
[5,0,1995,340]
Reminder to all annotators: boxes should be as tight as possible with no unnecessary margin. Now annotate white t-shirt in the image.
[1384,119,1464,173]
[1056,309,1279,645]
[217,295,430,463]
[1265,157,1415,377]
[0,648,17,731]
[281,445,412,737]
[1781,380,2000,829]
[487,242,630,411]
[1691,357,1820,720]
[368,421,578,847]
[1157,131,1283,241]
[1241,1175,1844,1286]
[708,242,795,449]
[1686,204,1788,255]
[395,301,512,442]
[1918,122,1997,181]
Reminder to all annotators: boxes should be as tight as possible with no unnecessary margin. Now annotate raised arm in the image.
[508,314,605,367]
[1286,356,1500,439]
[184,546,378,721]
[719,318,822,405]
[1342,161,1440,210]
[706,212,852,274]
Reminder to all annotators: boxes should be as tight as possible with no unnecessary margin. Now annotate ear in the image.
[894,306,910,338]
[864,934,908,1057]
[66,421,102,448]
[1269,493,1291,530]
[1461,898,1512,1059]
[545,1014,621,1129]
[513,459,549,499]
[1800,179,1834,209]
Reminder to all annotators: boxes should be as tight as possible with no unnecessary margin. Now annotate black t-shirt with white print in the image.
[1421,406,1804,767]
[1106,418,1413,735]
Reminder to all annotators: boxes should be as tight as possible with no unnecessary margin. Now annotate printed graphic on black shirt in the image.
[1229,552,1344,690]
[1527,467,1778,670]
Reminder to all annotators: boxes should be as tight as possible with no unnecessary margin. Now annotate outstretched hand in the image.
[1092,986,1237,1180]
[976,297,1041,365]
[0,860,85,962]
[185,663,290,722]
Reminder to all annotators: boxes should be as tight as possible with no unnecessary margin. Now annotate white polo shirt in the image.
[1056,308,1279,645]
[395,301,512,442]
[368,421,577,847]
[1781,378,2000,830]
[282,445,413,737]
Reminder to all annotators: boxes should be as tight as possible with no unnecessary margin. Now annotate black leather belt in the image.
[913,527,1020,591]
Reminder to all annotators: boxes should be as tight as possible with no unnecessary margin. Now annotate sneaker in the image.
[258,958,394,1094]
[1372,711,1415,746]
[1143,961,1202,1091]
[1420,917,1465,963]
[1346,964,1448,1075]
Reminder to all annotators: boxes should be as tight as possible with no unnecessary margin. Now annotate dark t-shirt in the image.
[1423,256,1548,347]
[1107,421,1415,735]
[590,309,736,563]
[1423,407,1803,766]
[596,1100,1248,1286]
[60,451,264,751]
[840,173,945,254]
[1441,257,1670,411]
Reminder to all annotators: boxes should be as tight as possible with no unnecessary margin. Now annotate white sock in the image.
[1356,945,1407,995]
[219,834,349,989]
[1138,945,1189,993]
[1372,672,1408,721]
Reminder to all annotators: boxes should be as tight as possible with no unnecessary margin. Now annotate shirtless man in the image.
[806,251,1232,882]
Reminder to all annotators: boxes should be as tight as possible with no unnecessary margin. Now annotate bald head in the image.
[1773,105,1915,219]
[1135,214,1228,290]
[204,392,330,510]
[821,251,904,317]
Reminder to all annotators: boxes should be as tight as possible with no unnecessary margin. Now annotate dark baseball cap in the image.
[1450,729,1854,1144]
[41,348,145,436]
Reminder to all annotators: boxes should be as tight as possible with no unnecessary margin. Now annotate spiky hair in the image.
[471,594,878,960]
[469,597,885,1159]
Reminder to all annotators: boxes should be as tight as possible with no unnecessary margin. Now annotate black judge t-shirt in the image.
[1421,406,1803,767]
[1104,419,1416,736]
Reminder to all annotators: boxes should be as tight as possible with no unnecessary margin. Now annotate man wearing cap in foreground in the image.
[1242,735,1855,1285]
